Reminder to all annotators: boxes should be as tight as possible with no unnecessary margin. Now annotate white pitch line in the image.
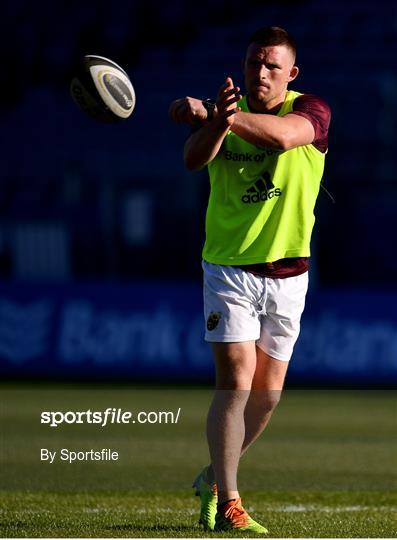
[81,507,197,515]
[264,504,395,513]
[80,505,395,514]
[1,505,394,515]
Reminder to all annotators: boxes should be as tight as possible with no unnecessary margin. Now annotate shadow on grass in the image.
[105,523,266,538]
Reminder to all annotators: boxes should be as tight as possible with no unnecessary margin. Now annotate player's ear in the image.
[288,65,299,82]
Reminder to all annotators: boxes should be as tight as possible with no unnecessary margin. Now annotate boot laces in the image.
[223,499,248,527]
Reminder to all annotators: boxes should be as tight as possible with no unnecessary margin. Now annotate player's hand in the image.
[215,77,241,127]
[169,97,208,125]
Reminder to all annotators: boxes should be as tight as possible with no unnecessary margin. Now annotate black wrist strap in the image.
[202,98,216,121]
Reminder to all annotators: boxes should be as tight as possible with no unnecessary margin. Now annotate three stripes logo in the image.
[241,172,282,204]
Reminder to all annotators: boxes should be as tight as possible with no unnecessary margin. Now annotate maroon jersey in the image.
[291,94,331,153]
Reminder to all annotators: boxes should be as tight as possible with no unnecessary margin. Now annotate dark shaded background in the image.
[0,0,396,384]
[1,0,396,286]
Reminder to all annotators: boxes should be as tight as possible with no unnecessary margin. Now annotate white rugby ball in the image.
[70,55,136,122]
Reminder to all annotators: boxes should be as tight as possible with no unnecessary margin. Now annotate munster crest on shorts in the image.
[207,311,222,331]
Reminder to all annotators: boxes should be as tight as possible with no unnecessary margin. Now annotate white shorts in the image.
[203,261,309,362]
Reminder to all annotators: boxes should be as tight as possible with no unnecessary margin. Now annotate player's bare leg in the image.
[203,347,288,480]
[206,341,257,504]
[241,347,289,455]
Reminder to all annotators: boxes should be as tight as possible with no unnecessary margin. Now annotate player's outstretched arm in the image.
[183,121,229,171]
[231,111,315,150]
[169,97,208,125]
[183,78,241,171]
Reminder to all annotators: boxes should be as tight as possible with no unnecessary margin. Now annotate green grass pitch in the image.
[0,383,396,537]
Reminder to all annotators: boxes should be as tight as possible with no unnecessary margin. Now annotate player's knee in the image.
[216,366,253,390]
[214,346,256,390]
[250,389,281,414]
[263,391,281,414]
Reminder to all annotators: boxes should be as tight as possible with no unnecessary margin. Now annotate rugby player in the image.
[169,26,331,534]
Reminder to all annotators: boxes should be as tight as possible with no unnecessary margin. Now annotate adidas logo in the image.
[241,173,282,204]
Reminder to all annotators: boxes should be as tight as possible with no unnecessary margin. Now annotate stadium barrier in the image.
[0,281,395,384]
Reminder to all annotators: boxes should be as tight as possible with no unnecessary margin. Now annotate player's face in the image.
[243,43,299,112]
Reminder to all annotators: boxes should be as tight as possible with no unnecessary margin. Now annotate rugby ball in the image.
[70,55,136,122]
